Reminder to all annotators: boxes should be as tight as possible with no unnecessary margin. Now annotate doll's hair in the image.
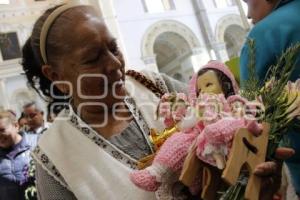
[197,68,235,98]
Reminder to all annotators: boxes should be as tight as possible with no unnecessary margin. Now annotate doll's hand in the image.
[246,120,263,136]
[254,147,295,200]
[177,107,199,130]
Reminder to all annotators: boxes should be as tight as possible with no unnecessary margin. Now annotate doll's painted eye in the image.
[206,83,213,87]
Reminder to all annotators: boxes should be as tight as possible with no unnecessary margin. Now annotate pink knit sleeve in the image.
[202,118,245,145]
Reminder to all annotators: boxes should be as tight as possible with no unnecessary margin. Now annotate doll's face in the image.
[197,70,223,95]
[231,100,245,118]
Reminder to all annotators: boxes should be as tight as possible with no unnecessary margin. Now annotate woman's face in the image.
[51,9,126,113]
[243,0,278,24]
[0,119,18,149]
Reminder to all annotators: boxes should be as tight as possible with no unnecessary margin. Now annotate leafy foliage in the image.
[240,39,260,100]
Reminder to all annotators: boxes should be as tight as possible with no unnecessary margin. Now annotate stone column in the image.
[214,42,229,62]
[142,55,159,72]
[192,0,222,61]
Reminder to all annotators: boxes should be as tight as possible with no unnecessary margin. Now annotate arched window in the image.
[143,0,175,13]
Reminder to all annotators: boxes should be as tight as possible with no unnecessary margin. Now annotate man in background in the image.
[23,102,49,149]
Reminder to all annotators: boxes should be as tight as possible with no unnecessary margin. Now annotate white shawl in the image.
[35,72,167,200]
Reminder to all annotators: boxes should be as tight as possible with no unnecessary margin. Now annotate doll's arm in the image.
[202,118,246,145]
[177,107,199,131]
[202,118,262,144]
[246,120,263,136]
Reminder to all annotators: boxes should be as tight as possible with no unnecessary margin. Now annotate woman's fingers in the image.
[254,161,279,176]
[254,148,294,176]
[274,147,295,160]
[255,161,283,199]
[253,148,294,179]
[254,147,294,199]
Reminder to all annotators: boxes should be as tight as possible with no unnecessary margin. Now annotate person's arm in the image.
[35,162,77,200]
[160,73,188,94]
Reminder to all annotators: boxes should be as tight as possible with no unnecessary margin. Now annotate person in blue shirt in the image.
[0,111,32,200]
[240,0,300,196]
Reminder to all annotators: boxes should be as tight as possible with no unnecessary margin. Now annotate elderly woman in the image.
[241,0,300,197]
[22,2,292,200]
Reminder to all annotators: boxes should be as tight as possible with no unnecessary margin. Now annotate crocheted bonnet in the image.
[188,60,239,105]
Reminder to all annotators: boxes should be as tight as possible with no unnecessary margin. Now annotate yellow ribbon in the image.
[137,126,179,169]
[149,126,179,150]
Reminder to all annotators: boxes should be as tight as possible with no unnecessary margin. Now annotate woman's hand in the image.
[254,147,295,200]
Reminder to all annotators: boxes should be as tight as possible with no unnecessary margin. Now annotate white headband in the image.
[39,2,84,64]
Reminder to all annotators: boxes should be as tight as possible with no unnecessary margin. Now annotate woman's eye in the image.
[84,55,99,64]
[110,46,119,56]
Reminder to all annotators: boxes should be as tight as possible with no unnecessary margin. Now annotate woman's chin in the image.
[112,85,126,100]
[116,82,126,93]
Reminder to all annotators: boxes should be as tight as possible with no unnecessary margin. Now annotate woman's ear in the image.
[42,65,67,93]
[42,65,59,82]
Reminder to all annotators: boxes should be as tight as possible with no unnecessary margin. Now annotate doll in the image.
[130,61,261,194]
[157,92,189,130]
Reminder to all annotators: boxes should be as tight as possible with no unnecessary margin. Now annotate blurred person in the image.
[23,102,49,149]
[240,0,300,197]
[18,112,28,131]
[0,111,32,200]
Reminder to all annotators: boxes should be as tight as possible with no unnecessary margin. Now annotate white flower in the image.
[285,79,300,119]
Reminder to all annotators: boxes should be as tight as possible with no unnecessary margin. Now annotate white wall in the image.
[0,0,57,114]
[206,7,240,36]
[113,0,206,71]
[6,75,28,110]
[3,74,46,116]
[113,0,242,71]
